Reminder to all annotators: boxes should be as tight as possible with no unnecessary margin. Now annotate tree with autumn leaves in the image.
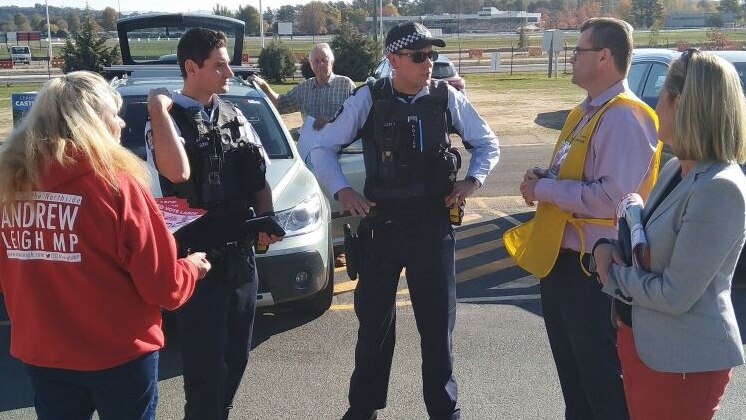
[298,1,328,35]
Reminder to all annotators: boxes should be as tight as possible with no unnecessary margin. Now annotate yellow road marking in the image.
[396,289,410,296]
[490,210,523,226]
[491,274,539,290]
[456,239,504,260]
[463,212,481,223]
[459,294,541,303]
[455,223,499,240]
[457,258,517,284]
[329,299,412,311]
[334,280,357,295]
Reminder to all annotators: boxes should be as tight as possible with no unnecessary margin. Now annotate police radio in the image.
[450,200,465,226]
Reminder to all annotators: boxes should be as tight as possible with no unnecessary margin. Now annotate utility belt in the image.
[342,201,456,280]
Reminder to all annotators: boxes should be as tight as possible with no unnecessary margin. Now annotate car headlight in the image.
[275,193,323,238]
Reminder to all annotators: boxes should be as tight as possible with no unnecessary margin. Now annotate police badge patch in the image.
[145,127,154,149]
[330,105,344,123]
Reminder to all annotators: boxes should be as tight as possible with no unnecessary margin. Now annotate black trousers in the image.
[174,249,258,420]
[349,207,460,420]
[540,251,629,420]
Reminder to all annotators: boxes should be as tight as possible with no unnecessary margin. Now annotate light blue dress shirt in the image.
[308,78,500,197]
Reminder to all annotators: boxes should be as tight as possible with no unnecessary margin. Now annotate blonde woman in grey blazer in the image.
[594,50,746,420]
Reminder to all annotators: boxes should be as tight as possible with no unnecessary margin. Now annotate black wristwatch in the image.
[466,175,481,188]
[590,238,613,274]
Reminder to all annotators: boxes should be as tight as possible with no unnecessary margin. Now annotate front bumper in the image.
[256,250,327,306]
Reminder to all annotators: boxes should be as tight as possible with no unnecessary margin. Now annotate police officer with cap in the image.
[310,21,500,420]
[145,27,281,419]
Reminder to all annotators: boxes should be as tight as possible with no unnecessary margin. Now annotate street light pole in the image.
[379,0,383,44]
[45,0,53,78]
[259,0,264,49]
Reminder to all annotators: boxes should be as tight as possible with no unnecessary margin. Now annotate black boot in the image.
[340,407,378,420]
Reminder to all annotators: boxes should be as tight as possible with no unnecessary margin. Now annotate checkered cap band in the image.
[385,27,432,54]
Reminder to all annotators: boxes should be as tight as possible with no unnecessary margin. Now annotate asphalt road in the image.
[2,142,746,419]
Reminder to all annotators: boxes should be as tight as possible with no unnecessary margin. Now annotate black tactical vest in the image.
[159,98,266,212]
[360,78,460,206]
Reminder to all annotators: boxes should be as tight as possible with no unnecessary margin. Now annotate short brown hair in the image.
[177,28,228,78]
[580,18,634,74]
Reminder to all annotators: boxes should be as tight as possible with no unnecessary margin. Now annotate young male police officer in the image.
[309,22,500,420]
[145,28,281,420]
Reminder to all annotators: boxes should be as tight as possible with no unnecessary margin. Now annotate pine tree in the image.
[330,22,379,82]
[60,10,120,75]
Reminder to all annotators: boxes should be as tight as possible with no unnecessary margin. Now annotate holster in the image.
[343,223,360,280]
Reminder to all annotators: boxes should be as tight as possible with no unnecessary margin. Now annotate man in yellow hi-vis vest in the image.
[505,18,661,420]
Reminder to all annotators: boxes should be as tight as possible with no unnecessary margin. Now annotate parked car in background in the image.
[370,53,466,91]
[629,48,746,109]
[629,48,746,274]
[107,13,335,314]
[8,46,31,65]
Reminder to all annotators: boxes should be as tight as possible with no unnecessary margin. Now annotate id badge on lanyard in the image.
[547,140,571,179]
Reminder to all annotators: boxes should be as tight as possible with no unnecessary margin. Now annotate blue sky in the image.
[8,0,310,14]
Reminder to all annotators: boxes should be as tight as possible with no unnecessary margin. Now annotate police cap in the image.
[385,22,446,55]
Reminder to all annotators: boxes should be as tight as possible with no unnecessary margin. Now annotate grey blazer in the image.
[604,159,746,373]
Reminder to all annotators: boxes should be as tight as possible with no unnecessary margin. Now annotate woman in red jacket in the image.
[0,71,211,420]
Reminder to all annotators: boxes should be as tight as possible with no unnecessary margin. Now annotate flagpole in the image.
[45,0,53,79]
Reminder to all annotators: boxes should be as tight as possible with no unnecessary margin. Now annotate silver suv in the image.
[108,13,334,314]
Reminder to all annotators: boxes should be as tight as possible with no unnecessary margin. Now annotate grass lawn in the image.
[464,72,577,97]
[0,84,43,110]
[0,73,577,110]
[3,27,746,62]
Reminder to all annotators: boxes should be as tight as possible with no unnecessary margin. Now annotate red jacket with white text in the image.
[0,159,199,371]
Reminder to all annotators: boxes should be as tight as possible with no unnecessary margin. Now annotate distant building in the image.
[478,7,501,16]
[664,12,737,28]
[366,9,541,34]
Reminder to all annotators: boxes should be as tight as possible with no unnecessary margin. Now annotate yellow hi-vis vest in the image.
[503,92,662,278]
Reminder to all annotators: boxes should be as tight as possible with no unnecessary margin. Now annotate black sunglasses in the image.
[572,46,604,55]
[681,48,699,73]
[394,50,439,63]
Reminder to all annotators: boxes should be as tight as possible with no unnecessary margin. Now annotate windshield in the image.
[125,27,238,63]
[10,47,29,54]
[433,62,456,79]
[119,95,291,160]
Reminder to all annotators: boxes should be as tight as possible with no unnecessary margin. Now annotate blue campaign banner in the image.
[12,92,37,127]
[11,92,37,112]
